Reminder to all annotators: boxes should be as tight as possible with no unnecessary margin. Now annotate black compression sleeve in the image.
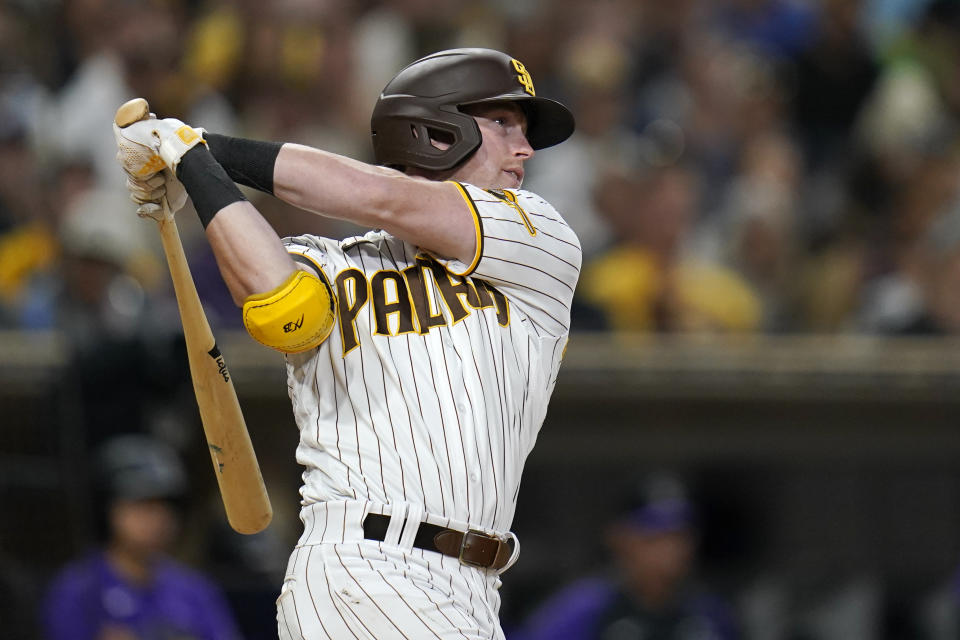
[176,146,247,228]
[204,133,283,195]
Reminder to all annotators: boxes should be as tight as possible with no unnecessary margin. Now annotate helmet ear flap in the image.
[371,105,482,171]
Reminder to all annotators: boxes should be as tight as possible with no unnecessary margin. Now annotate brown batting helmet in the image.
[371,48,575,171]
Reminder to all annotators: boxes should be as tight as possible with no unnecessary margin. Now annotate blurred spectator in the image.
[0,96,58,327]
[34,0,239,191]
[853,0,960,205]
[0,0,959,337]
[859,189,960,335]
[41,433,242,640]
[710,0,818,60]
[520,474,739,640]
[714,130,804,331]
[579,163,762,333]
[788,0,879,171]
[783,0,960,333]
[523,0,640,260]
[36,0,175,188]
[861,0,935,53]
[46,187,189,447]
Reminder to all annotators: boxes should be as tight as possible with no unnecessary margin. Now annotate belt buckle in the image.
[458,529,499,568]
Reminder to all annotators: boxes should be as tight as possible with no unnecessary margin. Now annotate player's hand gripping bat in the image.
[114,98,272,534]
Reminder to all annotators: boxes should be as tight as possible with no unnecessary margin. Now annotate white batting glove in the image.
[114,117,206,179]
[125,169,188,219]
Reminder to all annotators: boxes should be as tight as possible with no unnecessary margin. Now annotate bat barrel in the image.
[157,200,273,534]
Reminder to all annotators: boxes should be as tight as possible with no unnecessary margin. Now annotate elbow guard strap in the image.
[242,270,336,353]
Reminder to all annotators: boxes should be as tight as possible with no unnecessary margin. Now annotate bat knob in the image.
[115,98,151,127]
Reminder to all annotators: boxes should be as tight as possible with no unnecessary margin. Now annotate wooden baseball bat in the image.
[115,98,272,534]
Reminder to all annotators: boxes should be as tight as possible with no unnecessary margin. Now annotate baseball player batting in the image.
[114,48,579,639]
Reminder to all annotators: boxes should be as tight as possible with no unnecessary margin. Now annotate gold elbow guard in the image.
[242,269,336,353]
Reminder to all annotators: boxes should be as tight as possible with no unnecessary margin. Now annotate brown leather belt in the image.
[362,513,513,571]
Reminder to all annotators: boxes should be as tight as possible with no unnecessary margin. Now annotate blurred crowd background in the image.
[4,0,960,638]
[5,0,960,337]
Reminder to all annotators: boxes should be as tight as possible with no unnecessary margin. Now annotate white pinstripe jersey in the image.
[281,182,581,535]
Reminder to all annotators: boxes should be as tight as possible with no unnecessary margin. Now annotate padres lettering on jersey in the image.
[282,182,581,535]
[331,256,510,356]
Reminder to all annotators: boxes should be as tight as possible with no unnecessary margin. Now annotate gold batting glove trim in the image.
[158,122,206,170]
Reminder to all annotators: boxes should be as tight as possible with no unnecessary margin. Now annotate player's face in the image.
[453,102,534,189]
[109,498,179,555]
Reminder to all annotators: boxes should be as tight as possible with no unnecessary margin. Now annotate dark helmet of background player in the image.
[90,434,189,541]
[618,473,696,534]
[96,434,188,505]
[91,434,188,542]
[370,48,575,171]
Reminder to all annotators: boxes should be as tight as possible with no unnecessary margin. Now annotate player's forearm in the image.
[204,134,409,229]
[273,144,407,227]
[202,134,390,219]
[177,146,296,305]
[204,203,297,305]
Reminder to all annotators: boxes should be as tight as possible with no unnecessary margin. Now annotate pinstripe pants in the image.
[276,501,506,640]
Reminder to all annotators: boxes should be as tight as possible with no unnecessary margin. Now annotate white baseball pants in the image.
[276,501,506,640]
